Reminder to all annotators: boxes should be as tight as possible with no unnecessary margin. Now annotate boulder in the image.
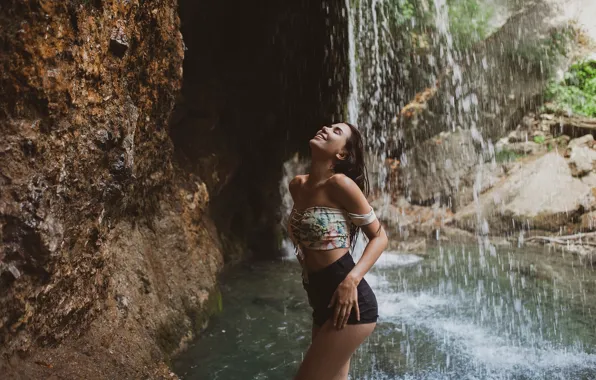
[455,153,592,233]
[567,145,596,177]
[502,141,544,156]
[399,129,503,211]
[507,127,531,143]
[371,198,403,228]
[568,134,594,149]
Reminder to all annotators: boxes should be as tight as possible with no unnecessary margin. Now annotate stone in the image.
[437,226,476,242]
[371,198,402,227]
[109,20,129,58]
[581,172,596,187]
[507,127,530,143]
[580,211,596,230]
[568,134,594,149]
[506,141,543,155]
[95,129,112,148]
[399,130,500,211]
[455,153,592,233]
[394,238,427,254]
[567,145,596,177]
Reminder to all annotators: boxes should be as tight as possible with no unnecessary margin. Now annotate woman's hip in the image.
[301,253,378,324]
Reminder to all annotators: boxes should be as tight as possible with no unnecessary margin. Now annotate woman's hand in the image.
[328,274,360,329]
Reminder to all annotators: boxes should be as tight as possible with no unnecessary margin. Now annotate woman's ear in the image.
[336,151,348,161]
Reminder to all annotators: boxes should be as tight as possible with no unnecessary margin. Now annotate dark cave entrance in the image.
[169,0,349,260]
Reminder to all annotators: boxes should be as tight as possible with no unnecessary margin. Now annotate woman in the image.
[288,122,388,380]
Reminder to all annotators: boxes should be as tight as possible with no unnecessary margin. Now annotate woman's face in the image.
[309,123,352,158]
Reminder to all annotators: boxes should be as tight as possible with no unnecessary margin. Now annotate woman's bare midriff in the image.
[302,247,351,273]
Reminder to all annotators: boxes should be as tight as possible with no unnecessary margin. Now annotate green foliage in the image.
[447,0,495,48]
[545,60,596,117]
[495,149,521,163]
[384,0,494,47]
[533,135,545,144]
[387,0,416,26]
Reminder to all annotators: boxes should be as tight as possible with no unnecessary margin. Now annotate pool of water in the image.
[173,242,596,379]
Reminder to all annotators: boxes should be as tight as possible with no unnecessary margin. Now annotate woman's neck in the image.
[308,159,334,187]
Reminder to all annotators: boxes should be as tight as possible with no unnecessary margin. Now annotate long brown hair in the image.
[332,122,371,250]
[333,122,370,196]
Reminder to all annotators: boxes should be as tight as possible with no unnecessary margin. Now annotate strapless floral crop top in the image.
[288,206,376,252]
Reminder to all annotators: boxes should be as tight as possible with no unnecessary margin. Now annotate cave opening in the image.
[170,0,349,260]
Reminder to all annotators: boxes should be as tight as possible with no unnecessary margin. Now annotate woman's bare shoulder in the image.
[289,174,308,195]
[327,173,357,190]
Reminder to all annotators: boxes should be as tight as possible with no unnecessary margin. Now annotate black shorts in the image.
[302,252,378,327]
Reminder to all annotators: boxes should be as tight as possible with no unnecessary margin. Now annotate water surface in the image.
[174,243,596,379]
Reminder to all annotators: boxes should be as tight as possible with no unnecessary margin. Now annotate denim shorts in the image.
[302,252,378,326]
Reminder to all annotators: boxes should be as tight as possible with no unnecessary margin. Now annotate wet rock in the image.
[0,0,191,376]
[7,264,21,279]
[399,130,499,211]
[437,226,477,242]
[389,2,575,150]
[109,20,129,58]
[455,153,592,233]
[507,126,531,143]
[390,238,427,254]
[95,129,112,148]
[21,139,37,156]
[568,134,594,149]
[580,211,596,231]
[501,141,543,155]
[581,172,596,187]
[371,198,402,227]
[567,145,596,177]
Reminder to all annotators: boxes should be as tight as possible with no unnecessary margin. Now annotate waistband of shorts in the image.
[306,252,355,281]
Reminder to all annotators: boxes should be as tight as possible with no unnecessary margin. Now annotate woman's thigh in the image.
[312,323,321,342]
[295,320,376,380]
[310,323,351,380]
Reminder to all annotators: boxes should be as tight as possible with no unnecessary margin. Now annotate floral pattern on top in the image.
[288,207,351,253]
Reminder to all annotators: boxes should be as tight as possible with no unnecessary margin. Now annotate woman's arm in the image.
[327,174,388,329]
[329,174,388,283]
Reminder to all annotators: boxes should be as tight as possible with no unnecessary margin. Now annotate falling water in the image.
[346,0,360,124]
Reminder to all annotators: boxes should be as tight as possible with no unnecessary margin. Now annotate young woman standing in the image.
[288,122,388,379]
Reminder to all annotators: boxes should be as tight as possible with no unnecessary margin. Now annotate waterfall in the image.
[346,0,360,124]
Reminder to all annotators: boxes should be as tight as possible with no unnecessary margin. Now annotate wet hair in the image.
[332,122,374,250]
[333,122,370,197]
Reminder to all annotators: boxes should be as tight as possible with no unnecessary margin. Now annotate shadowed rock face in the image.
[0,0,347,378]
